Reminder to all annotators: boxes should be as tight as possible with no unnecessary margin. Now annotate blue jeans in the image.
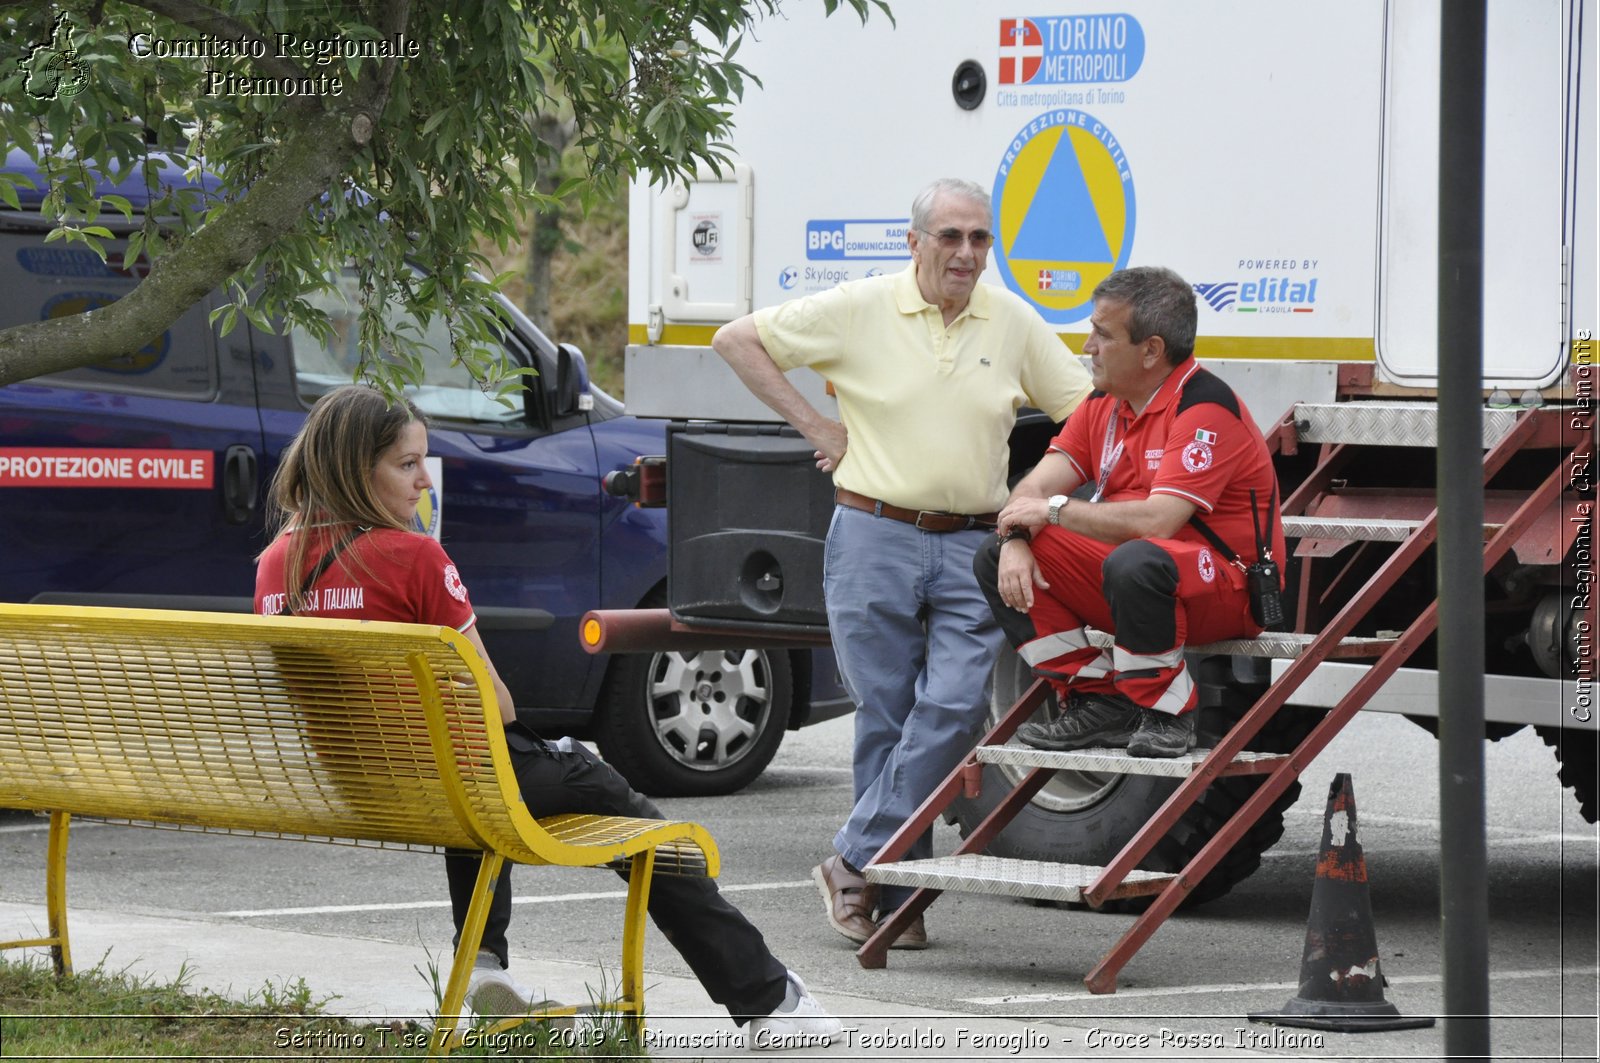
[823,505,1004,909]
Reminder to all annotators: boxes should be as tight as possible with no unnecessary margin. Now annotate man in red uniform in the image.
[978,266,1284,757]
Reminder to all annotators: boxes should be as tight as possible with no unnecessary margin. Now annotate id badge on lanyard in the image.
[1091,409,1126,503]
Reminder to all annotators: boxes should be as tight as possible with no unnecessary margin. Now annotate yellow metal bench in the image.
[0,602,720,1054]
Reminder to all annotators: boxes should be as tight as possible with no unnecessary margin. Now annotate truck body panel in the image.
[629,0,1592,395]
[622,0,1596,735]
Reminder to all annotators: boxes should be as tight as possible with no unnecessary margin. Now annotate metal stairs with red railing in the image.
[853,398,1577,993]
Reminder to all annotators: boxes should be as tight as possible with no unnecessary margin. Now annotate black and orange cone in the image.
[1247,773,1435,1032]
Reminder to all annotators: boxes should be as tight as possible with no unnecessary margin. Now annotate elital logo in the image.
[1193,277,1319,315]
[1194,282,1239,312]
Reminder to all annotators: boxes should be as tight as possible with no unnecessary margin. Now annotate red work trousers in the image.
[1018,528,1260,715]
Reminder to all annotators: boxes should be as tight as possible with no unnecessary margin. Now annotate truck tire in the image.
[1536,726,1599,823]
[596,595,792,797]
[949,644,1314,910]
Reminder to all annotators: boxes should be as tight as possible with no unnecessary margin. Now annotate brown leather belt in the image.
[835,488,998,533]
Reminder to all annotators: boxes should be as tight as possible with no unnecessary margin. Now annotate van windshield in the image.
[289,271,524,426]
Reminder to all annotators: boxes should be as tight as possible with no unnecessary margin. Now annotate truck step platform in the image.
[1087,629,1397,659]
[976,744,1289,778]
[1284,515,1420,541]
[1293,400,1524,449]
[865,854,1171,904]
[1284,515,1504,541]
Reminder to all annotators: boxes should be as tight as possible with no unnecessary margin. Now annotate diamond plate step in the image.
[1284,515,1420,541]
[976,744,1288,777]
[1284,515,1503,541]
[864,854,1170,903]
[1293,401,1523,449]
[1088,628,1395,659]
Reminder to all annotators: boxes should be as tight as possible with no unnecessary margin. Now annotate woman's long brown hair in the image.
[262,385,426,614]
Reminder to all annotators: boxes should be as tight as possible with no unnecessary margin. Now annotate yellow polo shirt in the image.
[754,264,1091,514]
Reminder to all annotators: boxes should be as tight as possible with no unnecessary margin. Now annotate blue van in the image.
[0,148,847,795]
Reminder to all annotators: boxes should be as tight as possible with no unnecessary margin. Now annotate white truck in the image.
[609,0,1596,905]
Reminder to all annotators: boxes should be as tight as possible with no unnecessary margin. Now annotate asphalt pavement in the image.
[2,711,1595,1061]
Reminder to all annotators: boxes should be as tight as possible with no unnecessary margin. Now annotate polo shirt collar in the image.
[893,263,992,320]
[1126,357,1199,421]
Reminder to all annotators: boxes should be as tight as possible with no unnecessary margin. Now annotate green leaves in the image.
[0,0,889,396]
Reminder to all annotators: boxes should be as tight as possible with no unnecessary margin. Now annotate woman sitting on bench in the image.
[254,384,840,1049]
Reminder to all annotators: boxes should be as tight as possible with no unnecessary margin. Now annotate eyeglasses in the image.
[918,227,994,250]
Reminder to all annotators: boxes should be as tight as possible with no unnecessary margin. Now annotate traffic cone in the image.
[1247,773,1435,1032]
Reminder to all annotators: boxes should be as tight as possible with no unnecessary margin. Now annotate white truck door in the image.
[1377,0,1573,388]
[652,161,753,325]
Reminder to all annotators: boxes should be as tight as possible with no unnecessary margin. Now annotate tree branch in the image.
[130,0,315,85]
[0,105,372,387]
[0,2,429,386]
[364,0,413,106]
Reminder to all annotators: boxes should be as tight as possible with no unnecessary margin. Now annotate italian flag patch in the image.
[1194,428,1218,444]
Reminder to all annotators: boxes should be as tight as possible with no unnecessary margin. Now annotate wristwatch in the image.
[1047,494,1070,526]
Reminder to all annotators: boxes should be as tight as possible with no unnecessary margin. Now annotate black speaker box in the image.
[667,422,833,633]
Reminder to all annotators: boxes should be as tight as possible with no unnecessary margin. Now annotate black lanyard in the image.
[285,527,366,616]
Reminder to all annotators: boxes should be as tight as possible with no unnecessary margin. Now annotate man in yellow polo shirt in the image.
[712,177,1091,949]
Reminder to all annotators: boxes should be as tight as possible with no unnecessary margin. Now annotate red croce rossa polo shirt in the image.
[1048,358,1286,567]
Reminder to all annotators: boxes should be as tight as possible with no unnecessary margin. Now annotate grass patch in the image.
[0,953,646,1059]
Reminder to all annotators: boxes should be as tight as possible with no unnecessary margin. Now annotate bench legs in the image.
[46,812,71,976]
[426,846,664,1055]
[620,847,657,1041]
[0,812,74,977]
[430,851,506,1057]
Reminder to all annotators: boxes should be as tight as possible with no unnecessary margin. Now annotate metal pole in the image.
[1437,0,1491,1056]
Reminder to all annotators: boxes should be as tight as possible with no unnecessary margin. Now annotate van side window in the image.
[0,238,218,398]
[288,270,526,426]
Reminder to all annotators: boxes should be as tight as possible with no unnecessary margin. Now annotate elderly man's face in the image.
[909,192,992,312]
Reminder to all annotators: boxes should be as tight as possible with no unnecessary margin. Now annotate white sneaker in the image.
[466,954,548,1017]
[745,970,843,1051]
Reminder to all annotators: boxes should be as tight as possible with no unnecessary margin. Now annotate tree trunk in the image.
[523,112,575,337]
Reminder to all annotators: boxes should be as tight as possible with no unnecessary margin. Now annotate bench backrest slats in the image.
[0,604,553,862]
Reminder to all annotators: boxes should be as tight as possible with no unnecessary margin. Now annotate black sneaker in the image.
[1127,708,1198,758]
[1016,691,1141,751]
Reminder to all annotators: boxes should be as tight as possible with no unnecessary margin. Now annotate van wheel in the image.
[597,623,792,797]
[948,644,1315,910]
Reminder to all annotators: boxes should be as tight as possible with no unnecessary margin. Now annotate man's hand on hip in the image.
[811,420,848,472]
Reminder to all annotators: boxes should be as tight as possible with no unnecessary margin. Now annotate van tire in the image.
[596,593,792,796]
[948,645,1314,910]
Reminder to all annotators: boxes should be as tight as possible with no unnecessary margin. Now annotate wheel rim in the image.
[643,648,775,773]
[988,643,1124,813]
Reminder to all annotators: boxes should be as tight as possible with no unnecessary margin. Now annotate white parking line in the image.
[0,819,110,834]
[216,878,816,918]
[963,966,1596,1006]
[1289,809,1598,843]
[1264,833,1597,860]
